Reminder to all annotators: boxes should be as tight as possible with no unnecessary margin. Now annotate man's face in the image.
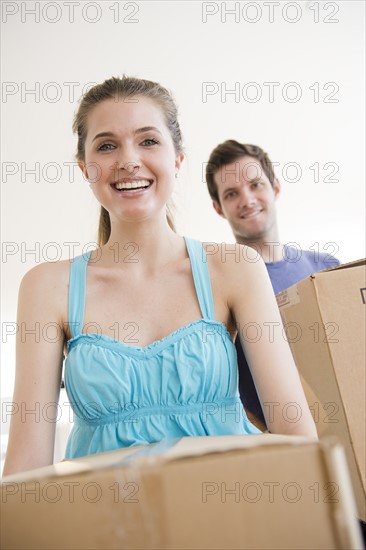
[213,155,280,242]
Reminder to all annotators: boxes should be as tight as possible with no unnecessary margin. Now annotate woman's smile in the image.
[111,177,154,196]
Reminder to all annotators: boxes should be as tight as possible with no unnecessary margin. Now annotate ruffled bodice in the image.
[64,238,261,458]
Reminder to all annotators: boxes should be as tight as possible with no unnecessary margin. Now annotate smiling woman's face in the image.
[81,95,183,225]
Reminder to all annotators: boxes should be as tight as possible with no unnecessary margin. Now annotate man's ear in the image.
[273,177,281,198]
[213,200,225,218]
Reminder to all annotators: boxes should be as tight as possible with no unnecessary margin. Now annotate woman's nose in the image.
[112,149,141,177]
[121,161,141,174]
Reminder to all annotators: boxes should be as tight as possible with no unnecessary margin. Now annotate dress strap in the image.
[184,237,215,320]
[68,251,91,338]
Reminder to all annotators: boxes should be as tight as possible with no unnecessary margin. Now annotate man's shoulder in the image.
[281,245,339,266]
[297,248,340,270]
[265,246,340,294]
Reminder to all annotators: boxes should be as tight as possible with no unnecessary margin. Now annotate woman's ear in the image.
[78,161,88,181]
[175,153,185,173]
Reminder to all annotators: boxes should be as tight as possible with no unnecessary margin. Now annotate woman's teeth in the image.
[114,180,151,190]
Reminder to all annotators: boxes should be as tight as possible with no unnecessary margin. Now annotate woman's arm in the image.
[224,245,317,438]
[3,262,68,476]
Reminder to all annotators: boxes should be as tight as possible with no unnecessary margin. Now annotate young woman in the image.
[3,76,317,475]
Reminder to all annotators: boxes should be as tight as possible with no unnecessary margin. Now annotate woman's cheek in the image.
[84,160,104,183]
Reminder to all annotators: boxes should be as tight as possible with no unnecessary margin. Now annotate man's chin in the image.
[233,228,266,243]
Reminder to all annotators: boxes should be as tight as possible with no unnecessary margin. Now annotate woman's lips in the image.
[111,179,153,192]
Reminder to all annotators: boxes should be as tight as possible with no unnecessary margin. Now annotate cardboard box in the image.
[1,434,363,549]
[276,259,366,522]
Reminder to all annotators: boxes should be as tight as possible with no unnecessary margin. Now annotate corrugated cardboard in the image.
[1,434,363,549]
[276,259,366,522]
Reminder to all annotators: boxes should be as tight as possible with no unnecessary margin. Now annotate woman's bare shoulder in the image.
[19,259,72,319]
[20,259,71,290]
[202,241,265,279]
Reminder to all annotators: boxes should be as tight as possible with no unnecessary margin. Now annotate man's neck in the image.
[235,237,284,263]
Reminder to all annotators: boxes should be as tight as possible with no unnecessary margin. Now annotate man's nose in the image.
[238,187,255,209]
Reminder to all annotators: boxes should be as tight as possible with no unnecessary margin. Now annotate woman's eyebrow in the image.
[92,132,115,143]
[135,126,162,135]
[92,127,162,143]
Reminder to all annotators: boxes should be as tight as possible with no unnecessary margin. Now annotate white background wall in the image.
[1,1,365,458]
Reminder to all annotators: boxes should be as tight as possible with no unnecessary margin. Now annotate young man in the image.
[205,140,340,426]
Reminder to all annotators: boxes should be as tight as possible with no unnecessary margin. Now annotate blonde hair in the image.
[73,76,183,245]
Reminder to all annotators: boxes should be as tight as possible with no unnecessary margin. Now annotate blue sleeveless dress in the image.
[64,237,261,458]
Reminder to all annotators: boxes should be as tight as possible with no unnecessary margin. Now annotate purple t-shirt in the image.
[266,245,340,294]
[236,246,340,425]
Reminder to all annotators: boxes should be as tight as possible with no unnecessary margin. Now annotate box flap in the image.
[2,434,313,484]
[152,434,311,462]
[311,257,366,275]
[2,444,144,483]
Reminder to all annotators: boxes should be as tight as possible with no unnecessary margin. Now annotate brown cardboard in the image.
[276,259,366,521]
[1,434,363,549]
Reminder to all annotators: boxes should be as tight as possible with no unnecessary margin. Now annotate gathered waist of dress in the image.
[72,397,244,427]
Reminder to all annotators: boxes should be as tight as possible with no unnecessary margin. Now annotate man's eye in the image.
[97,143,115,151]
[142,138,159,146]
[225,192,236,199]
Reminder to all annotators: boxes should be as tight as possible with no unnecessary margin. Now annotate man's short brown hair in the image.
[206,141,276,205]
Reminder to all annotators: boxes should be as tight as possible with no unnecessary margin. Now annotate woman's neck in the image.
[99,217,185,272]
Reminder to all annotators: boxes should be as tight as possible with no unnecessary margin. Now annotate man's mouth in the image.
[239,208,262,219]
[111,179,153,192]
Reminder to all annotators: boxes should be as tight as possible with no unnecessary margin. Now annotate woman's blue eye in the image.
[142,138,159,146]
[98,143,115,151]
